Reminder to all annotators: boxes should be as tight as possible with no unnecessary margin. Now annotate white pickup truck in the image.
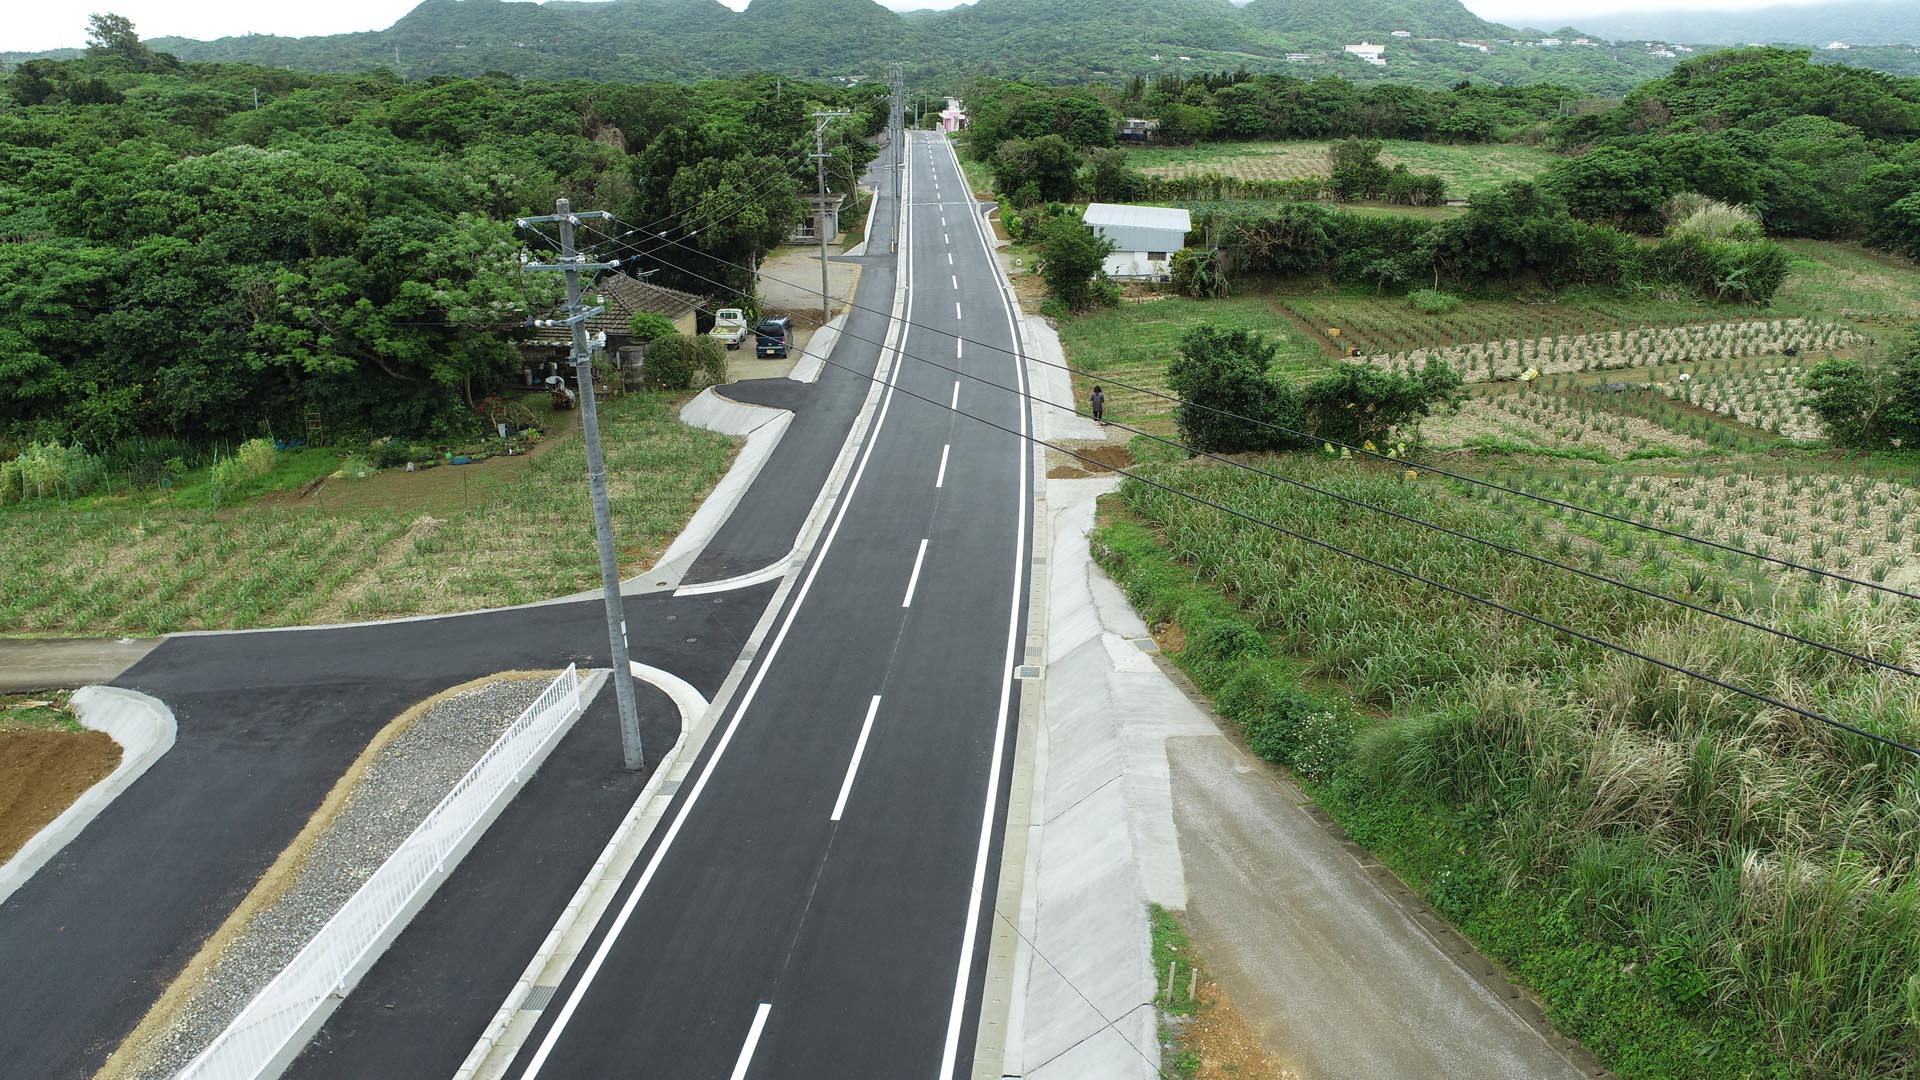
[709,308,749,350]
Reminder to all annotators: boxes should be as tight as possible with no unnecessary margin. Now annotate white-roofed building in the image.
[1082,203,1191,281]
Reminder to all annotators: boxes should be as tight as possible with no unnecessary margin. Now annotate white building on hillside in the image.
[1083,203,1190,282]
[1345,41,1388,65]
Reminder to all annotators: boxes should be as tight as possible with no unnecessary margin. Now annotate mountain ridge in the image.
[75,0,1920,89]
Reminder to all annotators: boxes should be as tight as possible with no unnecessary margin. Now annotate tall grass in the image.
[1115,454,1920,1078]
[0,393,734,634]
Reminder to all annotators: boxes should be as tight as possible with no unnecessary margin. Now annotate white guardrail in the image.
[177,664,584,1080]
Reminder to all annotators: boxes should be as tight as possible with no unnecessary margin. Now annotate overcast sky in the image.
[5,0,1848,54]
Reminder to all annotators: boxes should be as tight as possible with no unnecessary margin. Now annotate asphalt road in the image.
[500,129,1032,1079]
[0,590,760,1080]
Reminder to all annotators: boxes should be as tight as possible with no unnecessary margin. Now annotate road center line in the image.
[943,233,949,245]
[955,301,962,319]
[947,252,953,265]
[955,337,962,359]
[902,538,929,608]
[935,444,950,488]
[951,381,959,409]
[515,117,919,1080]
[829,696,884,822]
[728,1003,772,1080]
[952,274,958,290]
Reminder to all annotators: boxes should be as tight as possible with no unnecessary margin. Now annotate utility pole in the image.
[811,110,851,330]
[518,198,646,771]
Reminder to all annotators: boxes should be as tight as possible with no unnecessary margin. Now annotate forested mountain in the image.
[1239,0,1499,41]
[23,0,1882,93]
[1579,0,1920,47]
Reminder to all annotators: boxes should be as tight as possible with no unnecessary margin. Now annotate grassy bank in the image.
[1095,454,1920,1080]
[0,393,735,635]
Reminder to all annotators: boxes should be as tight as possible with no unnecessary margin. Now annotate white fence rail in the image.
[177,665,584,1080]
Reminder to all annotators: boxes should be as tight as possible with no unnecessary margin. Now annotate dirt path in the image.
[1166,734,1600,1080]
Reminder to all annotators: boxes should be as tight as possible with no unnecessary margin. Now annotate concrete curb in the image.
[239,668,608,1080]
[0,686,176,908]
[787,312,846,384]
[606,389,792,597]
[451,664,704,1080]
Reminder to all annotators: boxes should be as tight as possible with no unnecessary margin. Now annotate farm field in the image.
[1126,139,1563,198]
[0,392,735,636]
[1048,214,1920,1080]
[1057,295,1326,434]
[1099,451,1920,1080]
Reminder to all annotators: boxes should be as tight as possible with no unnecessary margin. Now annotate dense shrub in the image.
[642,332,727,391]
[1166,326,1304,453]
[1299,361,1463,448]
[1805,333,1920,448]
[1034,212,1116,312]
[627,312,678,344]
[0,441,106,503]
[1406,288,1460,315]
[1642,233,1791,303]
[1170,247,1229,298]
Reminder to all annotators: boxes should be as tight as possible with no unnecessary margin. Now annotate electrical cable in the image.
[620,212,1920,759]
[593,190,1920,605]
[599,213,1920,682]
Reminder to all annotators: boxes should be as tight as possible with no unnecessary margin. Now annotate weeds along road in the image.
[492,128,1033,1080]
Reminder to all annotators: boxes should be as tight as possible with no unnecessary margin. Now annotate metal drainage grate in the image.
[521,985,560,1012]
[1016,665,1042,680]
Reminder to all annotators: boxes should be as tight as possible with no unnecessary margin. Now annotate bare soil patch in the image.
[1184,971,1299,1080]
[0,696,120,863]
[1047,442,1135,479]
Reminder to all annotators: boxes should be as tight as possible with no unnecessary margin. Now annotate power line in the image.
[600,214,1920,680]
[807,335,1920,759]
[624,233,1920,759]
[598,204,1920,605]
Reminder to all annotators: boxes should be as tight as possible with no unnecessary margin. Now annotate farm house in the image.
[1082,203,1191,282]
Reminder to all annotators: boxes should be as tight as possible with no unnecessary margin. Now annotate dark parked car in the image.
[755,316,793,359]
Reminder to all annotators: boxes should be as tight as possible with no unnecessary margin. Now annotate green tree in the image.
[990,135,1080,204]
[1299,362,1462,447]
[1034,213,1115,312]
[1166,326,1303,454]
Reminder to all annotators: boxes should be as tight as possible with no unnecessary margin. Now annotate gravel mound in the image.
[127,676,550,1079]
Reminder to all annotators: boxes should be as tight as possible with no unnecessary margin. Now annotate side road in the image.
[1006,473,1601,1080]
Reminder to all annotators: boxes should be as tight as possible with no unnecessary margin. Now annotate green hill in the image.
[107,0,1915,90]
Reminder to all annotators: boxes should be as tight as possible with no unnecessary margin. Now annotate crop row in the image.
[1654,365,1822,441]
[1367,318,1861,383]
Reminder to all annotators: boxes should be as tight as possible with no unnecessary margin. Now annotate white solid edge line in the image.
[935,126,1030,1080]
[901,538,930,609]
[516,122,920,1080]
[729,1003,773,1080]
[936,444,950,489]
[829,696,884,822]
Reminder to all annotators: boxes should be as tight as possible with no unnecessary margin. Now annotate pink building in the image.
[939,97,968,133]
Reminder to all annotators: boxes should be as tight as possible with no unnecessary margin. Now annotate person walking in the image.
[1090,385,1105,425]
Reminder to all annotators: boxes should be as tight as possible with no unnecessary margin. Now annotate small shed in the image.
[791,192,848,244]
[521,272,706,386]
[1082,203,1191,282]
[1117,117,1159,143]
